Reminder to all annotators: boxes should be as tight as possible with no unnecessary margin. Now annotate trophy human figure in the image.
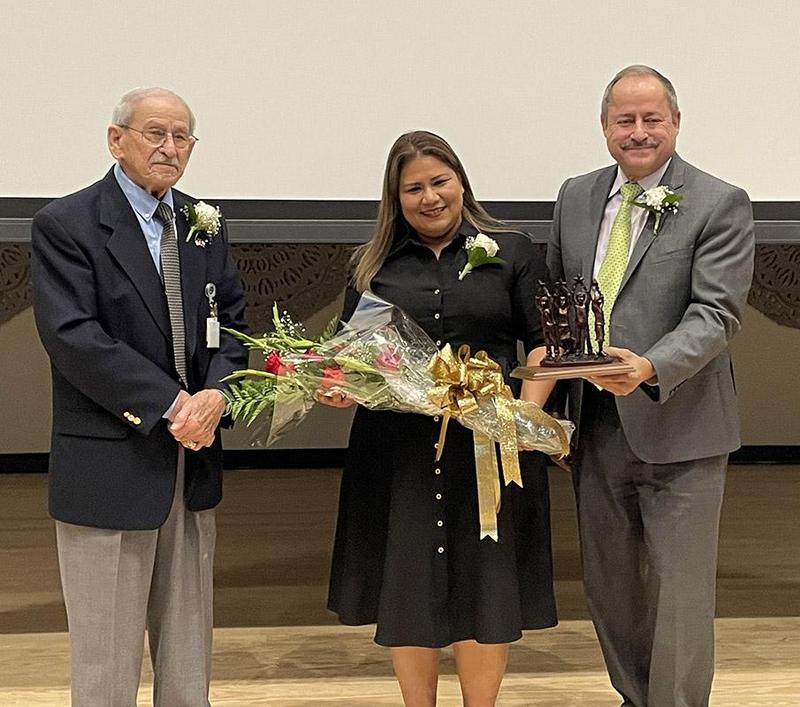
[572,276,592,356]
[554,283,575,355]
[536,282,560,360]
[590,279,606,355]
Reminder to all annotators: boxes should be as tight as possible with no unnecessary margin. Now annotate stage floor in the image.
[1,465,798,705]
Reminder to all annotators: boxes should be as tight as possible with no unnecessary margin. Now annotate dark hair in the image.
[601,65,679,123]
[351,130,508,292]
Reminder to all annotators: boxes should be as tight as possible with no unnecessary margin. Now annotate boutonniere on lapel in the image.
[181,201,222,247]
[457,233,505,280]
[633,185,682,235]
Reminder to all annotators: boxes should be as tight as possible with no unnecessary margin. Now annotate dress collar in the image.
[608,158,672,200]
[387,219,475,258]
[113,162,174,221]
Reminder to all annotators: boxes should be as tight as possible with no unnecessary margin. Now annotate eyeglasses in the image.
[119,125,197,150]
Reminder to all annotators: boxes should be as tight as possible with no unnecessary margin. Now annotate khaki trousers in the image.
[56,448,216,707]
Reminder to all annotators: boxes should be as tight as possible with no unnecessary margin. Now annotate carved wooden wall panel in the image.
[232,244,353,333]
[0,244,31,325]
[2,243,798,331]
[748,245,800,329]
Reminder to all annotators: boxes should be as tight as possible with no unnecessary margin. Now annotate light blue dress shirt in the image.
[113,162,182,417]
[113,162,176,272]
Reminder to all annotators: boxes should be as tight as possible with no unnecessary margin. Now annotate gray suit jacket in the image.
[547,154,755,464]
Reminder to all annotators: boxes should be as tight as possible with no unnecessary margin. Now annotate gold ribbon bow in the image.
[427,344,523,542]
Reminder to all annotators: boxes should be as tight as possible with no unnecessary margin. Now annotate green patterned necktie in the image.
[593,181,643,349]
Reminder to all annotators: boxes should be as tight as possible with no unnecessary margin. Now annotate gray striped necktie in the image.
[155,201,187,385]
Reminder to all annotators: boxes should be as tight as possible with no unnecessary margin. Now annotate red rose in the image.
[264,351,285,374]
[320,365,346,389]
[375,345,401,371]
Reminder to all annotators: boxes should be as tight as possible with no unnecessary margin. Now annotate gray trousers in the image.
[575,386,727,707]
[56,449,216,707]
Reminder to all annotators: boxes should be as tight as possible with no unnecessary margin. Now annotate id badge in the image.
[206,318,220,348]
[205,283,220,349]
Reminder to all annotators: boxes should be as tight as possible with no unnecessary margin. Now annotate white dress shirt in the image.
[592,159,672,278]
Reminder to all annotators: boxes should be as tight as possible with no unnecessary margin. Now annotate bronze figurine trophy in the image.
[512,276,635,381]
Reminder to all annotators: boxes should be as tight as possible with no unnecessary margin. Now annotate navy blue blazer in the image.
[31,168,248,529]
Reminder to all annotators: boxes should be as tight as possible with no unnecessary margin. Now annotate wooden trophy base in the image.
[511,360,635,381]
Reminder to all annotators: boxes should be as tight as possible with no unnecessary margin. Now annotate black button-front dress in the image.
[327,222,557,647]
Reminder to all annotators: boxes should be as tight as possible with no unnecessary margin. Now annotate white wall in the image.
[3,0,799,201]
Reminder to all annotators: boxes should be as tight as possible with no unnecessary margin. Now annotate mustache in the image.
[621,139,658,149]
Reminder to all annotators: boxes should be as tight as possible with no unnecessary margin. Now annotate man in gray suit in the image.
[548,65,755,707]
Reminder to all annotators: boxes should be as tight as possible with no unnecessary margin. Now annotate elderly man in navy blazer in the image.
[31,87,247,706]
[548,66,755,707]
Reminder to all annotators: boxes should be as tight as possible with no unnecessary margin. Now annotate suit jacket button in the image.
[133,417,141,425]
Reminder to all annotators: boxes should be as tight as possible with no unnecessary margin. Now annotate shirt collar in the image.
[387,218,474,258]
[113,162,174,221]
[608,157,672,199]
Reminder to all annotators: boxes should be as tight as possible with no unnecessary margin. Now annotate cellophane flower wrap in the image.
[223,293,572,538]
[224,292,571,450]
[223,293,441,447]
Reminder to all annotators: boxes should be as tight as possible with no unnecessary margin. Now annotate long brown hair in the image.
[351,131,510,293]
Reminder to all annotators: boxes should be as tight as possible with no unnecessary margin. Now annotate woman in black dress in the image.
[320,131,557,706]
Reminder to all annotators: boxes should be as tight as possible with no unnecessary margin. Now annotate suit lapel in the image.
[620,155,687,291]
[173,192,207,358]
[583,166,618,284]
[102,171,171,340]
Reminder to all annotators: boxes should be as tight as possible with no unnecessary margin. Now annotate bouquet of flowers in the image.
[223,293,442,446]
[224,292,573,540]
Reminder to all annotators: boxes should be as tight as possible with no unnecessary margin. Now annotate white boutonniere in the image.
[457,233,505,280]
[182,201,222,247]
[633,185,682,235]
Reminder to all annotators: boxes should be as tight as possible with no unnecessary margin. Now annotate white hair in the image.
[111,87,195,133]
